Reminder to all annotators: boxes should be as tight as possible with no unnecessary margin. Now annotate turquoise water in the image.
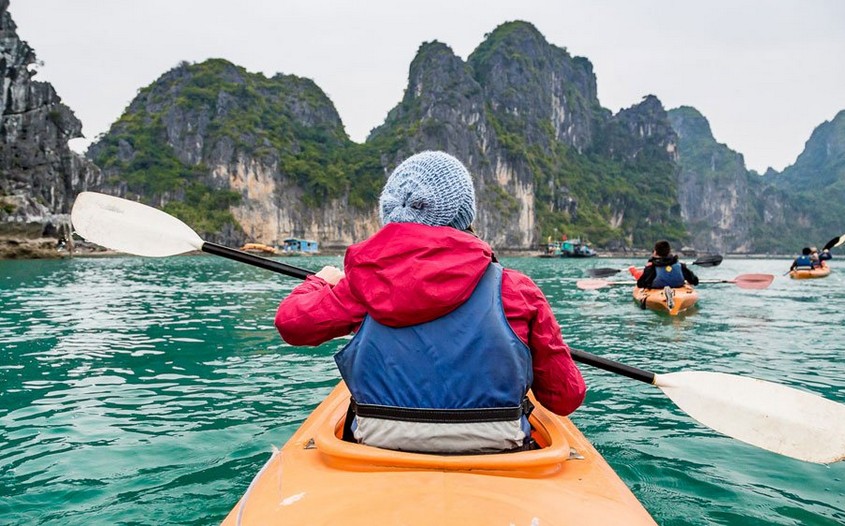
[1,255,844,525]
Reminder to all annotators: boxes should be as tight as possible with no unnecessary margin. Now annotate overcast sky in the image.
[10,0,845,172]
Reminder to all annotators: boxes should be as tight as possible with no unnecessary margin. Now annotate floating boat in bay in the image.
[539,238,597,258]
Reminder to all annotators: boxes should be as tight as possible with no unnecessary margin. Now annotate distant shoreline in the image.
[492,248,796,260]
[0,239,802,262]
[0,250,802,261]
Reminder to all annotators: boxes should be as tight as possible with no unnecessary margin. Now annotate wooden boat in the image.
[221,382,657,525]
[632,284,698,316]
[789,265,831,279]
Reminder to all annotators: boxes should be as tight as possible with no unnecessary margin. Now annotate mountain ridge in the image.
[2,6,843,256]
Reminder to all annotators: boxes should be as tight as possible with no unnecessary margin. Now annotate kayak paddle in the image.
[70,192,845,464]
[570,354,845,464]
[577,273,774,290]
[586,267,622,278]
[577,278,636,290]
[697,273,774,289]
[692,254,724,267]
[822,233,845,252]
[70,192,314,279]
[586,254,722,278]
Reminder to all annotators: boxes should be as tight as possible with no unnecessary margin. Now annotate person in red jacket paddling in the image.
[275,151,585,454]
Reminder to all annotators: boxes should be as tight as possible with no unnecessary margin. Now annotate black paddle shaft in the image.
[201,242,315,279]
[201,242,657,385]
[569,348,655,384]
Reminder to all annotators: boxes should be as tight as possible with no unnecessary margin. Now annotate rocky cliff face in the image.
[770,110,845,192]
[667,106,839,253]
[87,59,383,247]
[4,6,843,255]
[668,106,760,252]
[369,38,537,248]
[372,22,684,248]
[761,110,845,251]
[0,0,101,251]
[88,21,688,250]
[92,20,845,254]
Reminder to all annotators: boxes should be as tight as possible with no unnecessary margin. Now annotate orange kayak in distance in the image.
[221,382,657,525]
[632,284,698,316]
[789,265,831,279]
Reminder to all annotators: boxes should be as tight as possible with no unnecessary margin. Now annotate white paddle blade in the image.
[71,192,204,257]
[654,372,845,464]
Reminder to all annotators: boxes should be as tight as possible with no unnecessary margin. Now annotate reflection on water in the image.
[1,255,844,525]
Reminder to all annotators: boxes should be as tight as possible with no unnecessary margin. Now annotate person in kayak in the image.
[635,240,699,289]
[809,246,832,268]
[790,247,815,271]
[275,151,586,454]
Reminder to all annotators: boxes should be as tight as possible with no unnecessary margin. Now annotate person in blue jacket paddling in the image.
[636,240,699,289]
[790,247,815,271]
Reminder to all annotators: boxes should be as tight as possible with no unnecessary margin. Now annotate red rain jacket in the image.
[275,223,586,416]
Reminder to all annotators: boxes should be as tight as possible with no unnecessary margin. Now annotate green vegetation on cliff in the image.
[494,112,687,247]
[89,59,384,236]
[88,25,699,250]
[91,107,241,233]
[468,23,687,248]
[768,111,845,250]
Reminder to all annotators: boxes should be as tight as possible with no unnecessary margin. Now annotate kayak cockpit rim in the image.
[307,383,573,478]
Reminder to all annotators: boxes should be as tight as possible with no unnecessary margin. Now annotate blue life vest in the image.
[793,255,813,269]
[652,261,685,288]
[334,263,533,453]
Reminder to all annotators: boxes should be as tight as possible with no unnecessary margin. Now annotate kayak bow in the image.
[221,382,657,525]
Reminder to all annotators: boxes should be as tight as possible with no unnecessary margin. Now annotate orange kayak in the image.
[789,265,831,279]
[632,284,698,316]
[222,382,656,525]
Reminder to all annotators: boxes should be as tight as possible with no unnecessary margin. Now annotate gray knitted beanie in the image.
[379,151,476,230]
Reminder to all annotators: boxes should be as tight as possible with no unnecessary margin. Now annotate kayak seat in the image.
[339,398,540,453]
[317,387,572,477]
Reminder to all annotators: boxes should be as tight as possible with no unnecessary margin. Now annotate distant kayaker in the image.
[810,246,832,268]
[790,247,815,271]
[275,151,586,454]
[635,240,699,289]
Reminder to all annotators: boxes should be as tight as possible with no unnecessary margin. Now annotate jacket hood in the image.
[344,223,494,327]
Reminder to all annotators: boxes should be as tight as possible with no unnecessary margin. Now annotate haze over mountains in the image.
[1,2,842,254]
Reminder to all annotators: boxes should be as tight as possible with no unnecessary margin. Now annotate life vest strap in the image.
[350,397,534,424]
